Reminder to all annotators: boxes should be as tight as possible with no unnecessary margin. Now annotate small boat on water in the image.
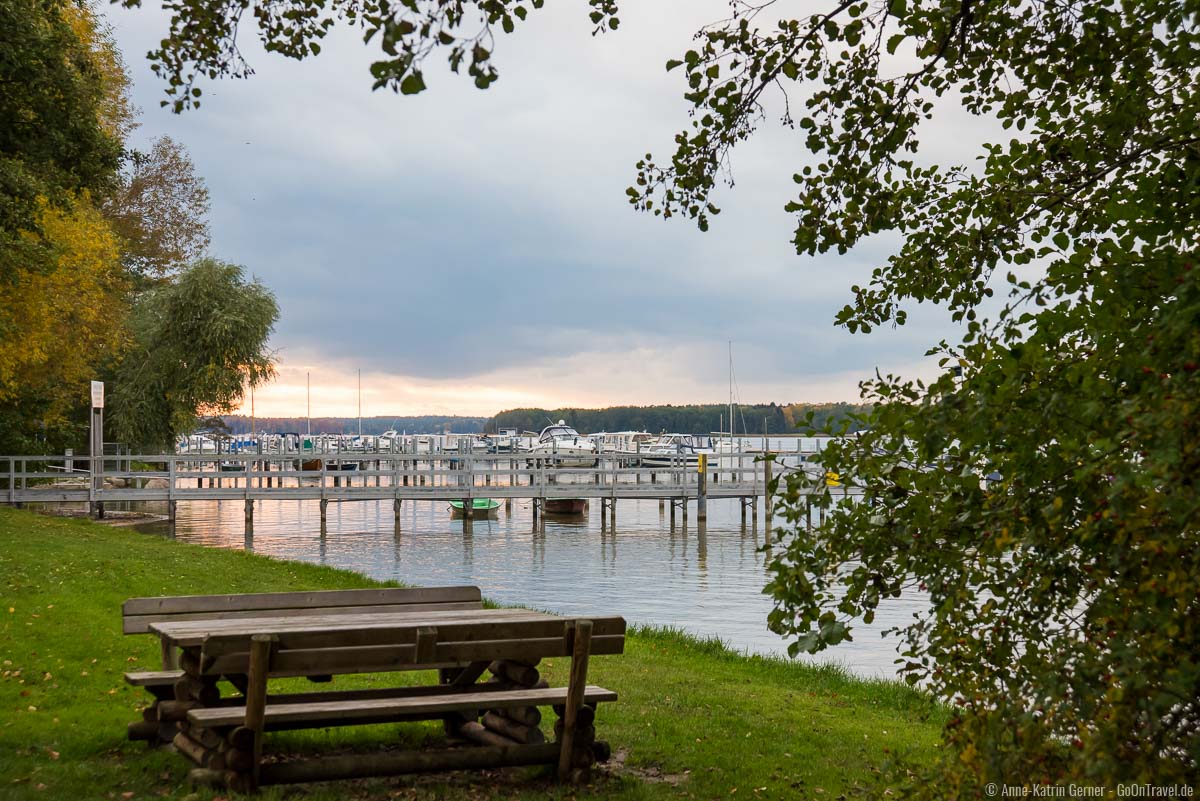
[298,459,359,471]
[639,434,716,468]
[543,498,587,515]
[448,498,501,517]
[528,421,598,468]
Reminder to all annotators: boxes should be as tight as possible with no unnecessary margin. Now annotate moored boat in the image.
[639,434,716,468]
[448,498,501,517]
[528,421,598,467]
[543,498,587,515]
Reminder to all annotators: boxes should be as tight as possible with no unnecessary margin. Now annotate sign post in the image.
[90,381,104,518]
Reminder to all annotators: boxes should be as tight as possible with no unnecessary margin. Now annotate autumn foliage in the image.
[0,0,272,452]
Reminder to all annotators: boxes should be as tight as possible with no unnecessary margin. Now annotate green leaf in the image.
[399,70,426,95]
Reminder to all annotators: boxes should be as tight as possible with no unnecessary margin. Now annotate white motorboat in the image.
[528,421,598,467]
[639,433,717,468]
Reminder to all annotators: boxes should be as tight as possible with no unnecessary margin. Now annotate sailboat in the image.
[714,341,741,454]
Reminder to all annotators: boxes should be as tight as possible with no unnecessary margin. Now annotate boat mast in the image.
[357,368,362,438]
[306,372,311,439]
[728,340,734,448]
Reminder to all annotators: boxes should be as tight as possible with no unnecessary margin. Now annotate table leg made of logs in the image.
[126,682,181,746]
[445,658,610,781]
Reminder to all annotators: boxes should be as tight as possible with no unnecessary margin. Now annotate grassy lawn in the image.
[0,507,943,800]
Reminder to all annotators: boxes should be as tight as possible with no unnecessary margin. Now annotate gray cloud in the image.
[108,1,970,406]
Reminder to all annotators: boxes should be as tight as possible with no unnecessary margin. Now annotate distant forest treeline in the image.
[217,405,870,437]
[485,403,871,436]
[220,416,489,434]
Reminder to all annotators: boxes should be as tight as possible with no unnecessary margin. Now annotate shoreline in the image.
[0,506,944,799]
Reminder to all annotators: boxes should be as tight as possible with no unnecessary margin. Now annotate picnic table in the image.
[122,588,624,790]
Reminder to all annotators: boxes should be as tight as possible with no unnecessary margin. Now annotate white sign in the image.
[90,381,104,409]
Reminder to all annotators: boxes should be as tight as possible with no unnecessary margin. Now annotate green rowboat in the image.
[448,498,501,517]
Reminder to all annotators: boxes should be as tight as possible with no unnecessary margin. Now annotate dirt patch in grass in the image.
[598,748,690,786]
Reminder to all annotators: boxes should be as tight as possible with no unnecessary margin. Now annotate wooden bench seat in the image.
[124,670,183,687]
[189,685,617,729]
[123,586,485,648]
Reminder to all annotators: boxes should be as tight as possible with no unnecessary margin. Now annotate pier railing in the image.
[0,451,856,504]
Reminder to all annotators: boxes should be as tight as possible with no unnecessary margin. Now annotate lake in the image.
[129,491,918,679]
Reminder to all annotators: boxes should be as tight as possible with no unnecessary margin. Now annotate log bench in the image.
[151,611,624,789]
[121,586,483,743]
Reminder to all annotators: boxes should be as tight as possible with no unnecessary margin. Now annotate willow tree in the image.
[126,0,1199,786]
[109,259,277,450]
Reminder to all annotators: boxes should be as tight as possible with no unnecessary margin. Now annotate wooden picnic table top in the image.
[149,607,565,648]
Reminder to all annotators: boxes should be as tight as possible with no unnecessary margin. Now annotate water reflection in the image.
[130,496,913,678]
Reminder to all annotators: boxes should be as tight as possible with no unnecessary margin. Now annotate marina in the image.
[1,430,848,528]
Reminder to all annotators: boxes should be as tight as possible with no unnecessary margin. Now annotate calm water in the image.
[127,492,917,679]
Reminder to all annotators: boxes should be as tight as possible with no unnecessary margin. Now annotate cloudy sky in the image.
[106,1,971,418]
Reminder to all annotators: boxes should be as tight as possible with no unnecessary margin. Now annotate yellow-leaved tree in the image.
[0,198,128,448]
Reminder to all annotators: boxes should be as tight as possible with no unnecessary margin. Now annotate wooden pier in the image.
[1,451,858,525]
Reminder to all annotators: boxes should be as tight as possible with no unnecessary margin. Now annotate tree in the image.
[0,197,129,451]
[0,0,122,279]
[108,259,277,450]
[100,136,211,279]
[123,0,1199,787]
[112,0,619,111]
[630,1,1198,789]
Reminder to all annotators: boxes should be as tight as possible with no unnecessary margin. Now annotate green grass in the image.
[0,507,944,800]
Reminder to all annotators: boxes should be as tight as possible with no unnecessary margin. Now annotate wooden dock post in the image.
[669,499,676,526]
[763,453,773,545]
[168,500,177,522]
[461,498,473,520]
[697,454,708,521]
[393,498,402,524]
[244,499,254,528]
[319,498,328,525]
[608,498,615,528]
